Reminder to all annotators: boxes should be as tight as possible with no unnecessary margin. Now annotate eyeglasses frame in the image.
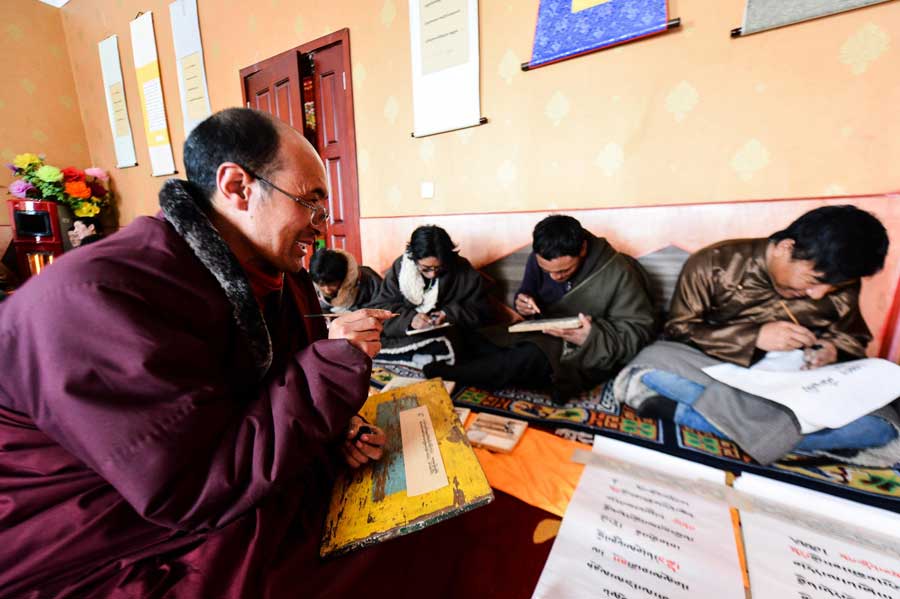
[242,167,330,227]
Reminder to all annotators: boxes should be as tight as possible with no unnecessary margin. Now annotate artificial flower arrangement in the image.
[8,153,111,218]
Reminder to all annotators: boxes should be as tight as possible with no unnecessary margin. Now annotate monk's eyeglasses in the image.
[243,168,329,227]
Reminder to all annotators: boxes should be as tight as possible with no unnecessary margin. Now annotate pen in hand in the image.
[779,301,822,350]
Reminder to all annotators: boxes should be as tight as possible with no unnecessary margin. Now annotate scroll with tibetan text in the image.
[408,0,482,137]
[533,437,745,598]
[129,12,176,176]
[97,36,137,168]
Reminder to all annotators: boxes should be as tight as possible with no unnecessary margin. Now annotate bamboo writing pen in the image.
[778,301,822,350]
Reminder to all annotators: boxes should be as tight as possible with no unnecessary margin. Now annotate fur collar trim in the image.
[399,254,439,314]
[159,179,273,378]
[320,249,360,312]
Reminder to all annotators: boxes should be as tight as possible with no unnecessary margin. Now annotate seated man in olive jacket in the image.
[425,215,657,401]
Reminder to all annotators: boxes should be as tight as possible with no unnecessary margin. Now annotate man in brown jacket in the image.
[616,205,897,464]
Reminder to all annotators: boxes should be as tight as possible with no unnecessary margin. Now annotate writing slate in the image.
[320,379,493,557]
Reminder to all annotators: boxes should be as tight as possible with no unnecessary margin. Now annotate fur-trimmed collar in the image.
[318,249,359,313]
[158,179,273,378]
[399,254,439,314]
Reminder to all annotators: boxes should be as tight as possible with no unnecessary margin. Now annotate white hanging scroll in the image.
[130,12,177,176]
[98,36,138,168]
[169,0,212,137]
[408,0,484,137]
[739,0,894,36]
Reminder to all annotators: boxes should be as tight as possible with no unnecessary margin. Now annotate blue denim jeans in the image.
[642,370,897,451]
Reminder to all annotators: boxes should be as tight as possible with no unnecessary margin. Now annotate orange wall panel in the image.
[0,0,91,227]
[54,0,900,223]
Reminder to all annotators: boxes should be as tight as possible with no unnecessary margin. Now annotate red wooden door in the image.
[240,30,362,262]
[309,41,361,259]
[241,52,303,130]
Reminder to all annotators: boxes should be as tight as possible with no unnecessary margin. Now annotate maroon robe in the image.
[0,213,372,597]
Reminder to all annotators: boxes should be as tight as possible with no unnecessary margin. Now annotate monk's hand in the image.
[515,293,541,317]
[411,313,433,330]
[756,321,818,352]
[803,340,838,369]
[341,415,386,468]
[545,313,593,346]
[430,310,447,325]
[329,309,394,357]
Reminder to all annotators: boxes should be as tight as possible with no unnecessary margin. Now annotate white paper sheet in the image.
[532,464,745,599]
[129,12,176,176]
[97,36,137,168]
[169,0,212,136]
[733,473,900,557]
[398,405,448,496]
[592,436,727,486]
[408,0,482,137]
[703,358,900,431]
[734,474,900,596]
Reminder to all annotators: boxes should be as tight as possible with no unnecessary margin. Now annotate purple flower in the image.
[84,167,109,181]
[6,163,17,174]
[9,179,35,198]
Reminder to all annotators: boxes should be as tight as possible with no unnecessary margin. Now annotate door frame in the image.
[239,28,362,261]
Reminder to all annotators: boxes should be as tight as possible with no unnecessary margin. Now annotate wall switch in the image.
[420,181,434,199]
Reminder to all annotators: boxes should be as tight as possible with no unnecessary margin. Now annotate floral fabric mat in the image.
[370,364,662,444]
[675,425,900,507]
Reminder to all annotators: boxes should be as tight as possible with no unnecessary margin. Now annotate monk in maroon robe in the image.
[0,109,392,597]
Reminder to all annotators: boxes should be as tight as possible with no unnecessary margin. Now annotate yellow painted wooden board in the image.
[321,379,493,557]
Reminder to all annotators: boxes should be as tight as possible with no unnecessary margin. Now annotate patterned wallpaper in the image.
[47,0,900,224]
[0,0,90,227]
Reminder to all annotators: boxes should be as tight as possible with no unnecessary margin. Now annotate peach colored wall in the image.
[57,0,900,223]
[0,0,91,228]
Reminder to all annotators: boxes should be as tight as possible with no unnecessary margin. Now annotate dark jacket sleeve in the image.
[439,262,491,329]
[0,280,371,533]
[561,258,657,375]
[367,259,418,336]
[515,253,541,300]
[354,267,383,309]
[664,251,763,366]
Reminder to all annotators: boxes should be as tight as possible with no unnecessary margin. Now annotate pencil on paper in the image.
[778,301,800,326]
[779,300,822,350]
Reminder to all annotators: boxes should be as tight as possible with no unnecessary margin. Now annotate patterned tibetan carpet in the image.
[370,364,900,513]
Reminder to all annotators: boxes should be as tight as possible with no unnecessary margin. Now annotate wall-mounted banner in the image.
[97,36,138,168]
[129,12,177,177]
[409,0,483,137]
[739,0,893,36]
[528,0,669,70]
[169,0,212,137]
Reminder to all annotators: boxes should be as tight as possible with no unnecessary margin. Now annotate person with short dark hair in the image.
[615,205,897,465]
[0,108,393,597]
[425,215,657,400]
[310,248,382,313]
[67,217,102,248]
[367,225,490,365]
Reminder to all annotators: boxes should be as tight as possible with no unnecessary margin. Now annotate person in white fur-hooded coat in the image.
[368,225,491,343]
